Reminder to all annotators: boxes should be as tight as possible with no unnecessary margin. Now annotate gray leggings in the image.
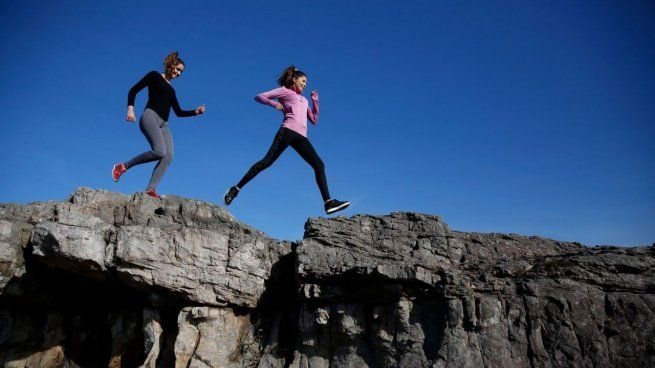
[125,108,174,190]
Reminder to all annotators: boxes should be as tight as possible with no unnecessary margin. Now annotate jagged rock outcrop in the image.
[29,188,291,307]
[0,188,653,367]
[295,214,655,367]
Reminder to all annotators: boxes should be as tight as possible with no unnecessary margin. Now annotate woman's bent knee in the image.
[152,149,166,160]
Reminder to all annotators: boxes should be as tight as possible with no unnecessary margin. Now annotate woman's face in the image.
[168,63,185,79]
[292,75,307,92]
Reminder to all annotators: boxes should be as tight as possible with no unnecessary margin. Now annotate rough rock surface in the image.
[3,187,291,307]
[0,188,653,367]
[295,214,654,368]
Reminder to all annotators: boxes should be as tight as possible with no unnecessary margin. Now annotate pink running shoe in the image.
[145,189,162,199]
[112,163,127,182]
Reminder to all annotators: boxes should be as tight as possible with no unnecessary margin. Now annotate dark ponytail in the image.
[277,65,306,87]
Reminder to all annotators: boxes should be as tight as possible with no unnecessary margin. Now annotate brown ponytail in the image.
[277,65,306,87]
[164,51,185,72]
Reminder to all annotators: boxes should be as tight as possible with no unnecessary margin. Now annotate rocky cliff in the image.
[0,188,653,367]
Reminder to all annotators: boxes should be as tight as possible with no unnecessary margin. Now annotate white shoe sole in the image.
[223,188,236,206]
[326,201,350,214]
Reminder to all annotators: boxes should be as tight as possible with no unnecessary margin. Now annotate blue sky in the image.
[1,1,653,246]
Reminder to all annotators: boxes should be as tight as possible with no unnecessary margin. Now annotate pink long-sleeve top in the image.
[255,86,319,137]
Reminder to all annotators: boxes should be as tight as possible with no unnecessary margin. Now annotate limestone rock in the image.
[1,189,653,368]
[2,187,292,308]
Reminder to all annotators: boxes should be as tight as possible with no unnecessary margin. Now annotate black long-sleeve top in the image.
[127,71,196,121]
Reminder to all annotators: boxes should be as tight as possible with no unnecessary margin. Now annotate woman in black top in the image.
[112,51,206,198]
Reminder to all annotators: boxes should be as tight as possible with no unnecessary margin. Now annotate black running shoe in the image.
[224,186,240,205]
[325,199,350,214]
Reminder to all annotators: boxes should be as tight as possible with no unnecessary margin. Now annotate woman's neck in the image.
[161,73,171,84]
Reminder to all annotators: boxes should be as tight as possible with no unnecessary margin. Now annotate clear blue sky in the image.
[1,1,653,246]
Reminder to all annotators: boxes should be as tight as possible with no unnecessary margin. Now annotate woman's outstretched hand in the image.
[126,106,136,122]
[196,105,206,115]
[311,90,319,101]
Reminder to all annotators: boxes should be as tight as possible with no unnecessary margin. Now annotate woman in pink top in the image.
[223,66,350,214]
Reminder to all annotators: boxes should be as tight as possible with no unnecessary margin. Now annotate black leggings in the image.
[237,127,331,201]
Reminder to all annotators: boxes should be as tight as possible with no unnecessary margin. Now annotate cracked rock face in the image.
[2,187,291,307]
[294,214,655,368]
[1,188,653,367]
